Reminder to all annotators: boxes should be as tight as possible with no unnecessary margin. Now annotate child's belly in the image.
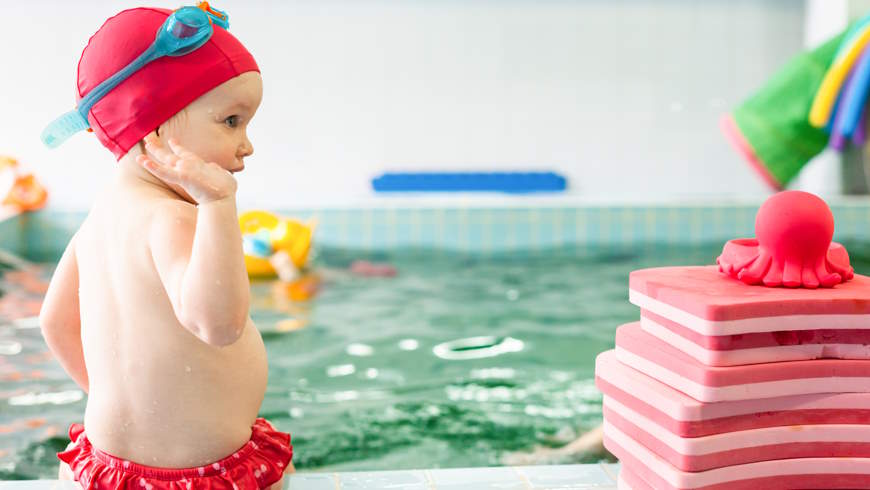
[82,317,270,468]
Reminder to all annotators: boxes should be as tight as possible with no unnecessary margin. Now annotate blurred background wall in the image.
[0,1,829,210]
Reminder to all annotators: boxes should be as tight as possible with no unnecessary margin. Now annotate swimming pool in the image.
[3,202,870,480]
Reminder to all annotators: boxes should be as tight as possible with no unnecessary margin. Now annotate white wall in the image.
[792,0,847,196]
[1,0,804,211]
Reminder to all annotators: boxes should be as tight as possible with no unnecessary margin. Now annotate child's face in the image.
[157,72,263,174]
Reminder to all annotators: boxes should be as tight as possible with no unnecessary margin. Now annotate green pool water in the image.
[5,242,870,479]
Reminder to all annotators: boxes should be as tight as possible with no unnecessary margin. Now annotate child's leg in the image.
[267,475,284,490]
[267,461,296,490]
[58,460,82,489]
[58,461,72,480]
[58,439,84,488]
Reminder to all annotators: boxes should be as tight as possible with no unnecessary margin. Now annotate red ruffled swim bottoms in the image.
[58,418,292,489]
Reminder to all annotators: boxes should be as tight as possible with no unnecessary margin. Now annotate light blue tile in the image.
[16,203,870,254]
[339,470,427,489]
[286,472,336,490]
[515,464,613,488]
[428,466,525,490]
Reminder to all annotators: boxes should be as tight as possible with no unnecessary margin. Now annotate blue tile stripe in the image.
[5,203,870,258]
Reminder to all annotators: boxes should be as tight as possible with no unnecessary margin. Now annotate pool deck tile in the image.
[0,465,620,489]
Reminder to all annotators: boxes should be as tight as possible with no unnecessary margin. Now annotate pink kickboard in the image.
[595,350,870,437]
[604,397,870,472]
[618,467,651,490]
[629,266,870,333]
[641,310,870,366]
[643,309,870,351]
[604,422,870,490]
[615,322,870,402]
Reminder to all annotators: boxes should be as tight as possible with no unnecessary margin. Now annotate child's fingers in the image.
[136,155,180,183]
[144,134,179,167]
[144,144,177,167]
[135,154,162,173]
[166,138,199,160]
[146,145,178,167]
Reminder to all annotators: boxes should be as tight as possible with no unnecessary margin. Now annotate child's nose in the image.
[239,138,253,158]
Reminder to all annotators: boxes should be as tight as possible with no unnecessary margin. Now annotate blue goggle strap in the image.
[41,43,163,148]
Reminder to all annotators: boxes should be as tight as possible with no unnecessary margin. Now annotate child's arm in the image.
[39,235,88,393]
[139,133,250,347]
[149,198,250,346]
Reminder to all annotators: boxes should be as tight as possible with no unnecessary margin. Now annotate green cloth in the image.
[732,30,847,188]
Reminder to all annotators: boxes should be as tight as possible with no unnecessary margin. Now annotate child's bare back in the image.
[72,175,268,467]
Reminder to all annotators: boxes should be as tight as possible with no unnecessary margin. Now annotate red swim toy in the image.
[717,190,854,288]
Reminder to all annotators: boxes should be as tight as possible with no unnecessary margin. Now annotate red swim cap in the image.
[76,7,259,160]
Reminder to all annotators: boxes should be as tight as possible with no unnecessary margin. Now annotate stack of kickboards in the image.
[595,265,870,489]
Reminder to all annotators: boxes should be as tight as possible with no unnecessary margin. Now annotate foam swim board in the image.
[617,468,646,490]
[604,421,870,490]
[604,394,870,472]
[629,266,870,365]
[629,267,870,335]
[595,350,870,437]
[640,309,870,366]
[614,323,870,402]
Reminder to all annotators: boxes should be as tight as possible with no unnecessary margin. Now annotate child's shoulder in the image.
[148,196,197,225]
[149,195,197,216]
[101,190,197,221]
[142,197,200,247]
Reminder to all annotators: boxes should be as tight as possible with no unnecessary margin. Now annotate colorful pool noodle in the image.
[835,40,870,141]
[829,89,847,151]
[835,13,870,63]
[855,103,869,146]
[809,24,870,127]
[827,61,859,151]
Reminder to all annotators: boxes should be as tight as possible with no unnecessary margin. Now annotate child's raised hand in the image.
[137,132,237,204]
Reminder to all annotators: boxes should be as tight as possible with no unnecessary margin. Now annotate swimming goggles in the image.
[41,2,229,148]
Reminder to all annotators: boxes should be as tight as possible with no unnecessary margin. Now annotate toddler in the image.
[38,4,294,488]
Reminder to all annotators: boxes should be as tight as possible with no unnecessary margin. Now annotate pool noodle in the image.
[834,43,870,139]
[829,67,855,150]
[825,86,852,151]
[835,15,870,63]
[854,101,869,146]
[809,25,870,127]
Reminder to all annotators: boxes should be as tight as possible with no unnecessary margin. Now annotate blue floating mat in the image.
[372,172,567,193]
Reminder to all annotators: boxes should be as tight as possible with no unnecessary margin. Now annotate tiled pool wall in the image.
[5,200,870,259]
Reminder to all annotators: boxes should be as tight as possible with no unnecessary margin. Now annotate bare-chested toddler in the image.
[39,4,294,489]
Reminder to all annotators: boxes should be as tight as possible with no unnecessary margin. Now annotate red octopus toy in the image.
[717,190,854,288]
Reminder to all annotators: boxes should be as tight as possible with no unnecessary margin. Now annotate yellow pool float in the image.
[239,210,316,278]
[1,156,48,220]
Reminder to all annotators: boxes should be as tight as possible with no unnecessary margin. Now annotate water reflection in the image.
[433,336,524,360]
